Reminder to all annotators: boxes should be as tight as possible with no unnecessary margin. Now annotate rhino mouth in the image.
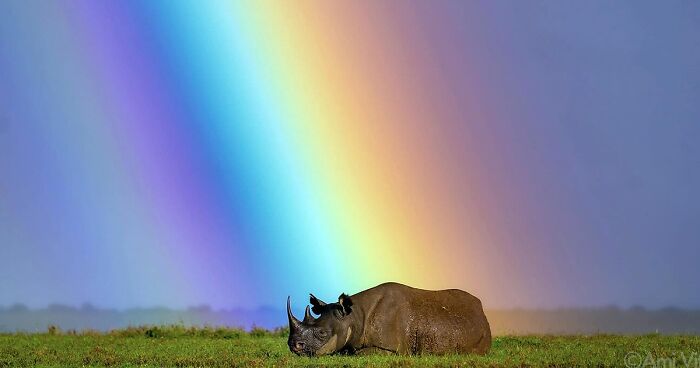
[289,345,316,357]
[288,340,333,357]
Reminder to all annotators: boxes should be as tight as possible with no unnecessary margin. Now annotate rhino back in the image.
[351,283,491,355]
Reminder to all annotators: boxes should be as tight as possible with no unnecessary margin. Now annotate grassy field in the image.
[1,326,699,367]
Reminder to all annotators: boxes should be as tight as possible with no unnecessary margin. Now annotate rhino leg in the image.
[355,347,396,355]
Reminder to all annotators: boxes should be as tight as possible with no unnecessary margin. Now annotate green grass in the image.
[1,325,698,367]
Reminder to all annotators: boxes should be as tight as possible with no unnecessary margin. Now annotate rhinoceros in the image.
[287,282,491,356]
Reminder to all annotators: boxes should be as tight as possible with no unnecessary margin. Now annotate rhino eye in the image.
[315,329,328,338]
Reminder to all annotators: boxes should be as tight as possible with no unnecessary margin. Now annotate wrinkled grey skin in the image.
[287,282,491,356]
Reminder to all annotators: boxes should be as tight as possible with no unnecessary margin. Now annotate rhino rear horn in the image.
[303,305,315,323]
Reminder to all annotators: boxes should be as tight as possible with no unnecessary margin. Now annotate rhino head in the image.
[287,293,354,356]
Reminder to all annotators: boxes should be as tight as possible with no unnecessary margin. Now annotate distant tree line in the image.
[2,304,700,334]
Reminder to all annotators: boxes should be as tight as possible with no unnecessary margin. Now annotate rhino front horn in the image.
[287,296,302,332]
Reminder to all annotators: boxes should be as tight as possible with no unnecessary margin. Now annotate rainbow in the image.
[1,1,552,312]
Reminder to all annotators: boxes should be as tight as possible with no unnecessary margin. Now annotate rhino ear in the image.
[309,293,327,315]
[338,293,353,315]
